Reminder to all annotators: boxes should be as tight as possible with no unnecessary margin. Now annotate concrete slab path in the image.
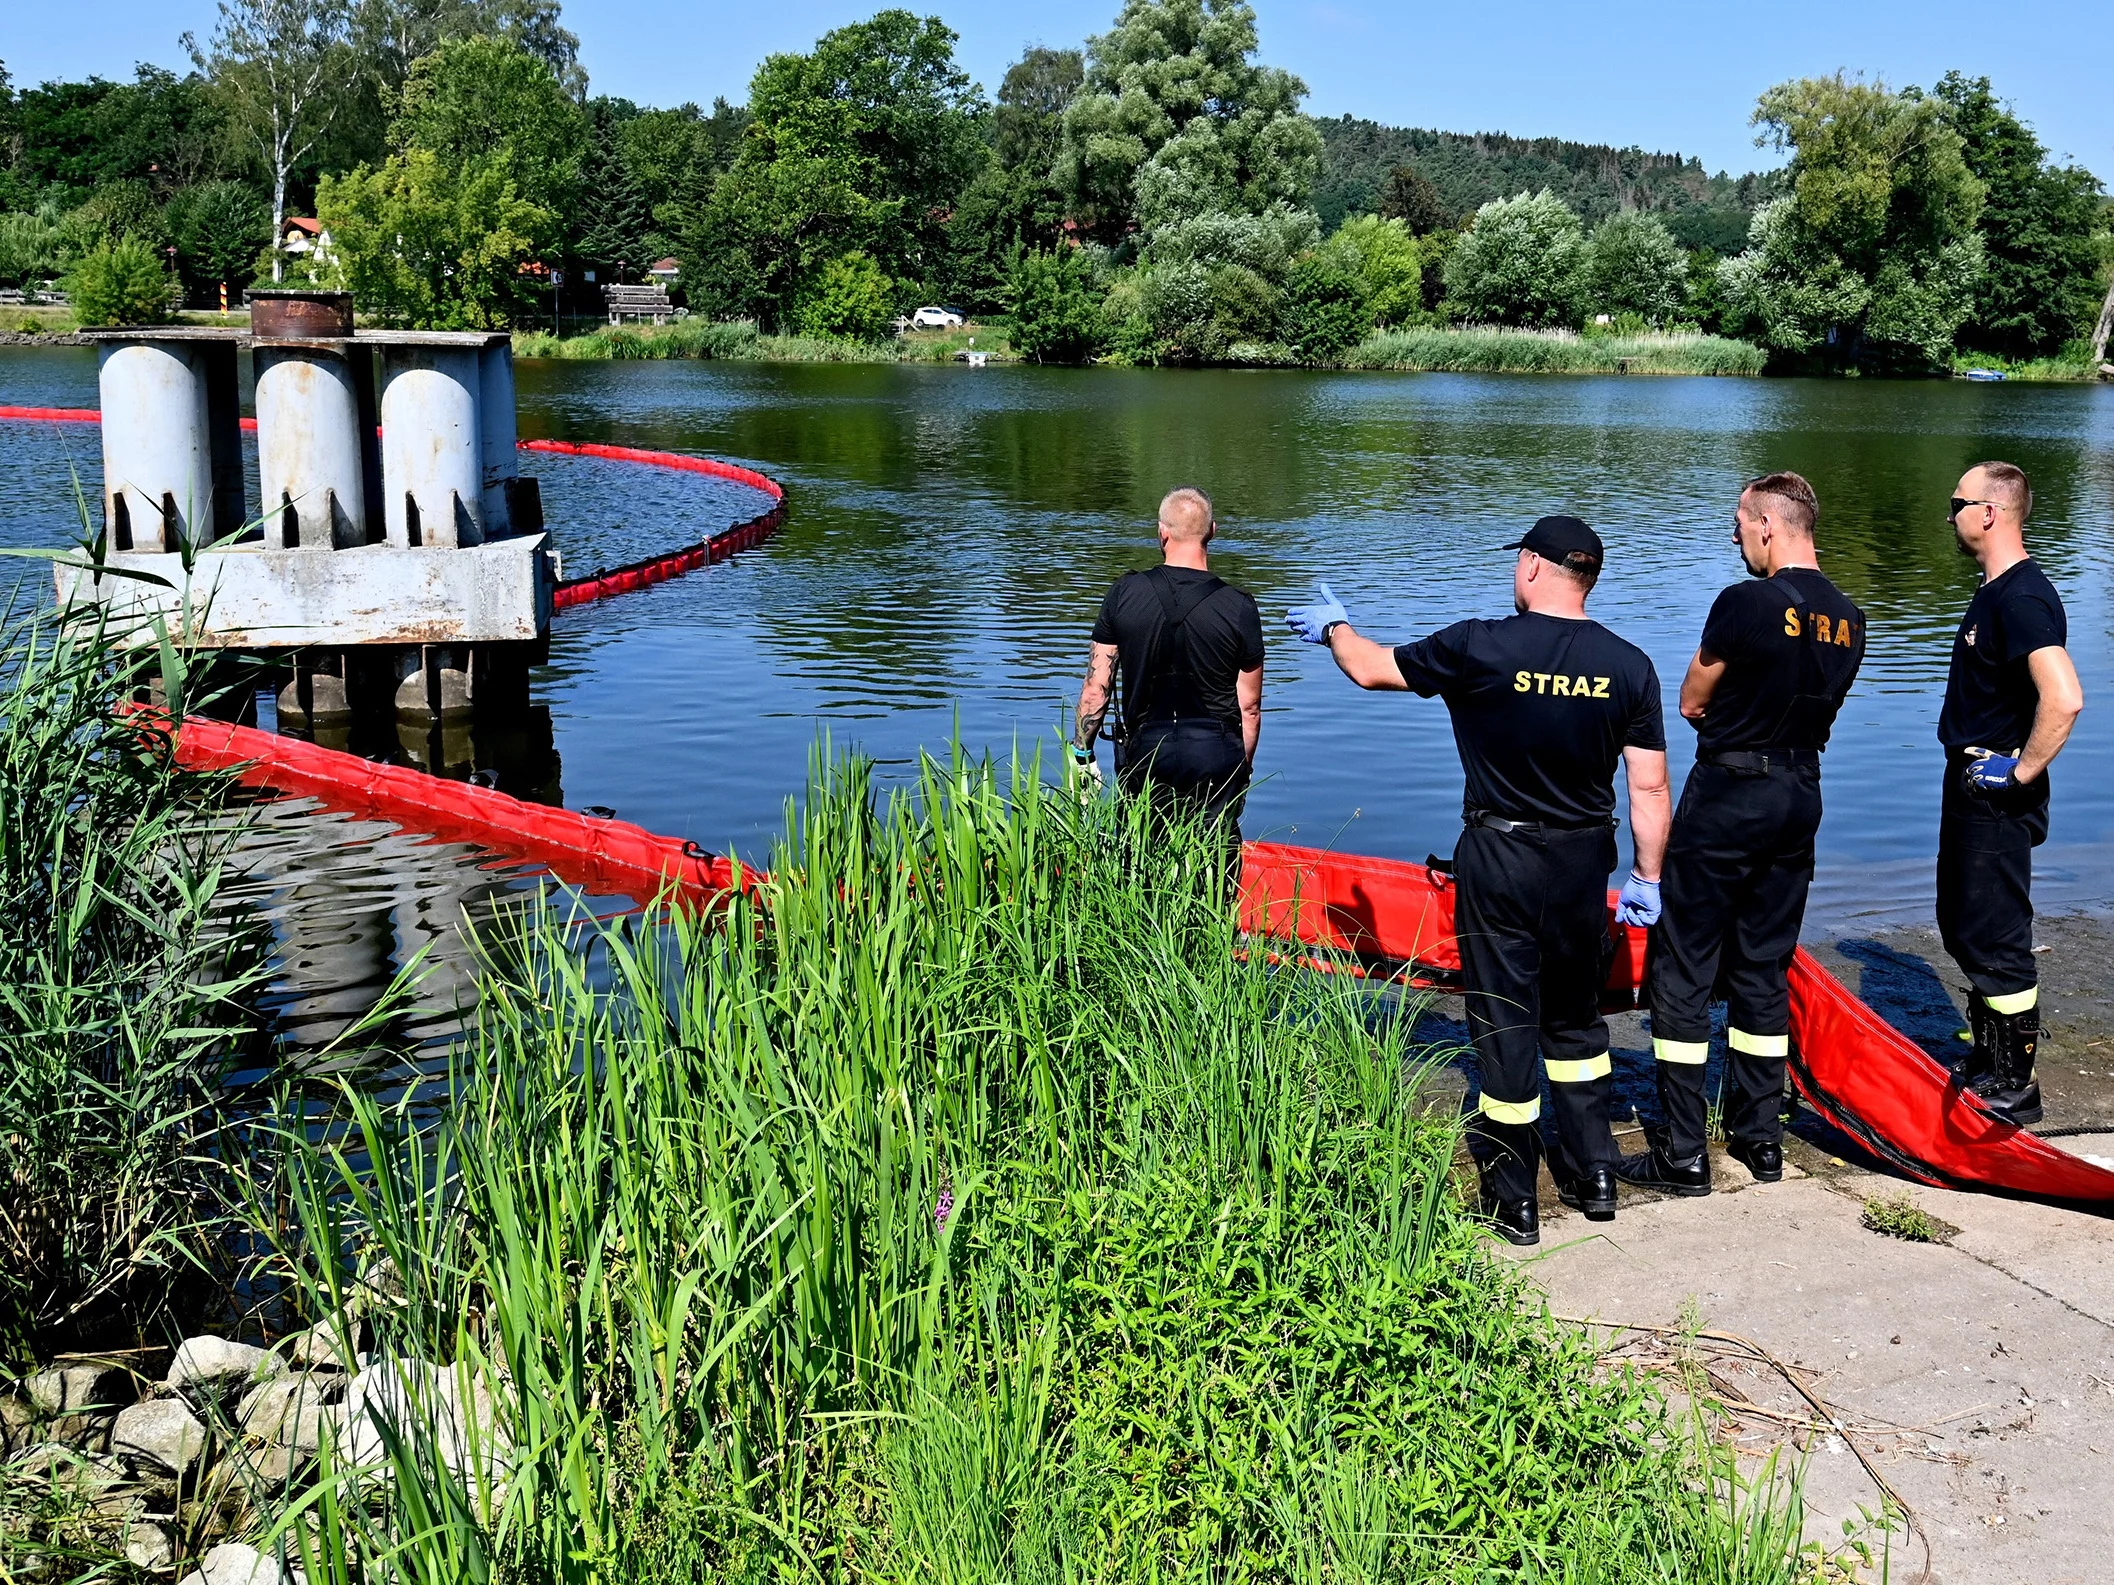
[1517,1137,2114,1585]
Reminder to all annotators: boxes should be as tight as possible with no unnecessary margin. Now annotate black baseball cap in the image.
[1503,515,1604,567]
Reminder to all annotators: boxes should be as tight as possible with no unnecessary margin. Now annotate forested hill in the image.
[1315,115,1776,253]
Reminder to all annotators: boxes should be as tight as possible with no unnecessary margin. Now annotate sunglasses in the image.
[1949,497,1995,519]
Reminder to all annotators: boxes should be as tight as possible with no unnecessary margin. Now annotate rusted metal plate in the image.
[250,291,355,340]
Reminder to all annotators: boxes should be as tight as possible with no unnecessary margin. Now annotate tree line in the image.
[2,0,2108,370]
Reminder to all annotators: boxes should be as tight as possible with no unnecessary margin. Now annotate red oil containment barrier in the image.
[174,716,747,907]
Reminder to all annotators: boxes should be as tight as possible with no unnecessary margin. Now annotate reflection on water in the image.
[5,348,2110,1052]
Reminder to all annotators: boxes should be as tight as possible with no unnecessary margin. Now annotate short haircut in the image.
[1159,485,1214,542]
[1742,470,1819,536]
[1556,549,1600,592]
[1971,460,2033,519]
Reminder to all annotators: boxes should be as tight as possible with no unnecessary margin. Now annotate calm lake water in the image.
[5,347,2111,1049]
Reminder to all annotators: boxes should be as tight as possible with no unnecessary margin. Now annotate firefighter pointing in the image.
[1622,472,1864,1196]
[1289,517,1671,1245]
[1936,462,2083,1124]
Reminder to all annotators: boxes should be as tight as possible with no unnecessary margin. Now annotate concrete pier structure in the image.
[93,329,245,552]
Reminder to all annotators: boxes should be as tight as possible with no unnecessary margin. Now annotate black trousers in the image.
[1116,720,1249,829]
[1454,820,1618,1201]
[1648,758,1821,1160]
[1936,760,2048,1001]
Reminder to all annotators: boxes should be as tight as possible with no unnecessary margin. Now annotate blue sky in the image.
[7,0,2110,178]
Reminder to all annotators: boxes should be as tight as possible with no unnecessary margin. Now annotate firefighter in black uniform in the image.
[1073,486,1265,837]
[1288,517,1671,1246]
[1934,461,2083,1124]
[1620,472,1865,1195]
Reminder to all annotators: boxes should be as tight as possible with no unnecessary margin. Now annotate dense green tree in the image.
[59,182,169,258]
[1586,209,1686,322]
[1,66,232,208]
[573,103,654,277]
[391,35,584,216]
[793,248,896,339]
[1057,0,1321,239]
[683,11,986,326]
[1934,72,2105,359]
[1280,247,1371,357]
[64,237,174,325]
[314,144,550,326]
[353,0,581,94]
[1443,189,1590,327]
[167,179,271,296]
[938,48,1084,314]
[1720,74,1984,371]
[1325,213,1423,326]
[1378,162,1450,235]
[1008,247,1105,363]
[0,211,64,288]
[622,98,749,236]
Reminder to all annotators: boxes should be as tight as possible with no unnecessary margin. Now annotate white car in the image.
[910,306,964,330]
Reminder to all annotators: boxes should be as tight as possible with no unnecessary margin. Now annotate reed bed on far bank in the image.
[1347,325,1768,376]
[252,748,1813,1584]
[512,321,1011,364]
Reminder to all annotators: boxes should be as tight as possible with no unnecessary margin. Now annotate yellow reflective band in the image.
[1478,1093,1542,1125]
[1727,1028,1789,1058]
[1984,986,2038,1016]
[1653,1037,1710,1066]
[1545,1054,1612,1084]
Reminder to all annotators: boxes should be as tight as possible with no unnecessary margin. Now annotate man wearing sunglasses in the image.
[1937,463,2084,1125]
[1619,472,1864,1197]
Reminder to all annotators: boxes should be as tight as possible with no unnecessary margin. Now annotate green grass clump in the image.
[0,606,268,1358]
[255,747,1807,1582]
[1860,1191,1948,1243]
[1346,325,1767,376]
[1950,351,2106,382]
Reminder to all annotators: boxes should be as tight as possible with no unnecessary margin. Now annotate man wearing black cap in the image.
[1288,517,1671,1245]
[1620,472,1865,1196]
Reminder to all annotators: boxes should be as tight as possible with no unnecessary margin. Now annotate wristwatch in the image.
[1321,620,1345,641]
[1071,743,1093,763]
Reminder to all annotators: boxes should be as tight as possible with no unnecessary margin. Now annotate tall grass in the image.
[255,747,1808,1583]
[511,321,1014,364]
[0,606,269,1357]
[1347,325,1767,376]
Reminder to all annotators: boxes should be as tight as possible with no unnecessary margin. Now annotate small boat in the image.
[1964,369,2007,382]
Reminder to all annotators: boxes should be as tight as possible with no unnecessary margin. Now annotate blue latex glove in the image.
[1286,580,1350,645]
[1614,872,1662,927]
[1964,749,2020,793]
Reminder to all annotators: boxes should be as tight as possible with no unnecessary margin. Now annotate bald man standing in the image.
[1074,486,1265,836]
[1938,461,2084,1125]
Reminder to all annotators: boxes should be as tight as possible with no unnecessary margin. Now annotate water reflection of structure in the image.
[226,797,534,1063]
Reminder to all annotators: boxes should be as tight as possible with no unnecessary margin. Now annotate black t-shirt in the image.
[1938,559,2067,752]
[1092,566,1265,735]
[1694,568,1866,753]
[1394,613,1666,827]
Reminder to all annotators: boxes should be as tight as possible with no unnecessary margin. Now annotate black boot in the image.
[1477,1187,1540,1246]
[1970,1005,2043,1126]
[1614,1146,1712,1196]
[1556,1162,1617,1220]
[1956,996,1993,1088]
[1726,1137,1783,1182]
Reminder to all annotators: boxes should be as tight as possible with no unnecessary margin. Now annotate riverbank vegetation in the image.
[0,661,1828,1577]
[232,751,1815,1581]
[4,0,2105,374]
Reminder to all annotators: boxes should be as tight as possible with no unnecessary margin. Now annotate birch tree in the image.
[186,0,354,283]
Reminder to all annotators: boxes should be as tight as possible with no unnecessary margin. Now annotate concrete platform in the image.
[1518,1143,2114,1585]
[53,534,554,647]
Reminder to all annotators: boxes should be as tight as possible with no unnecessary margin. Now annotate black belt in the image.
[1698,748,1819,773]
[1464,808,1613,837]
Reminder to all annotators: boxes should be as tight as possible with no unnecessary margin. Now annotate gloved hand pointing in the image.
[1286,580,1350,645]
[1614,872,1662,928]
[1964,748,2020,793]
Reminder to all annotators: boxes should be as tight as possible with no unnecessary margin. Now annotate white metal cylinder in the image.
[98,340,215,553]
[478,342,518,535]
[379,347,484,548]
[255,346,369,549]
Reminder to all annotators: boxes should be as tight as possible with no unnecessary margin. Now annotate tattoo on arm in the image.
[1075,646,1116,749]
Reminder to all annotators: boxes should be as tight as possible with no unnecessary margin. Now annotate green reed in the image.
[254,745,1812,1583]
[1347,326,1768,376]
[0,605,270,1357]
